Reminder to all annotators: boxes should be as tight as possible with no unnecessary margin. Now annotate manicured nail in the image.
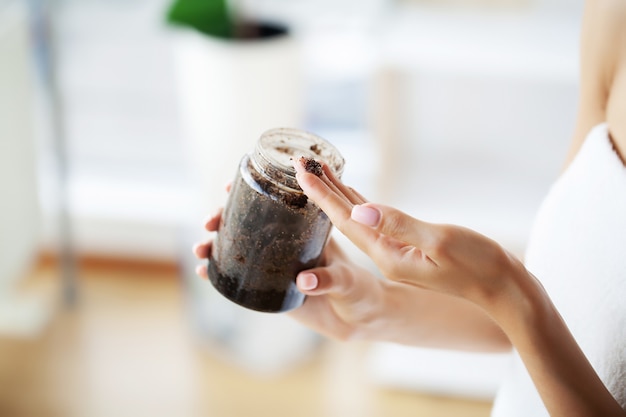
[298,273,318,291]
[351,204,381,227]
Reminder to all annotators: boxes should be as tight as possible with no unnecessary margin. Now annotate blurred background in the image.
[1,0,582,416]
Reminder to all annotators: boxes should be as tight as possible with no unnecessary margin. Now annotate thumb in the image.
[295,237,359,299]
[296,265,354,298]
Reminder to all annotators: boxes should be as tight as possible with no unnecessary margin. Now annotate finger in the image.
[322,163,367,205]
[196,263,208,279]
[294,160,355,228]
[296,265,356,299]
[295,157,353,206]
[192,241,212,259]
[294,158,414,269]
[351,203,435,249]
[295,239,343,295]
[225,182,232,193]
[294,157,361,207]
[204,208,223,232]
[295,163,381,255]
[319,169,353,206]
[348,186,368,205]
[349,203,440,274]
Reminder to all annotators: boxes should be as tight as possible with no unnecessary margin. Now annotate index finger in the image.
[293,159,381,255]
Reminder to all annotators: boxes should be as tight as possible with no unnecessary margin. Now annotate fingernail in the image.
[298,273,318,291]
[351,204,381,227]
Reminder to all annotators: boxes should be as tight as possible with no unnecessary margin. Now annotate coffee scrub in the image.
[208,128,345,313]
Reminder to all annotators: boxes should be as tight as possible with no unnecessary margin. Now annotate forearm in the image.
[363,281,512,352]
[489,270,625,417]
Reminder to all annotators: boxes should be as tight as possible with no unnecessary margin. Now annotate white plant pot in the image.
[172,28,304,218]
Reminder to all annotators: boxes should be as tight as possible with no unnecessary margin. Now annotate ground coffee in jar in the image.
[208,128,345,313]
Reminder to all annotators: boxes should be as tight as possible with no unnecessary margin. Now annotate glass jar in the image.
[208,128,345,313]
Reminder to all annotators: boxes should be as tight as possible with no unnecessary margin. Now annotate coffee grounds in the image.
[303,157,323,177]
[309,144,321,155]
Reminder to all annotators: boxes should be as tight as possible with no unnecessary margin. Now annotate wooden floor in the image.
[0,257,493,417]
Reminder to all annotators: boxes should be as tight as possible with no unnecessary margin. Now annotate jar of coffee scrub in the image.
[208,128,345,313]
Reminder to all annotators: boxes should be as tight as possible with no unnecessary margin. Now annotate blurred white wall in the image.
[32,0,583,261]
[0,1,49,337]
[371,5,581,254]
[364,2,581,399]
[37,0,190,260]
[0,1,40,290]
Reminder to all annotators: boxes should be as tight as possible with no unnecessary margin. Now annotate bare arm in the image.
[505,2,626,414]
[293,158,625,416]
[493,274,625,417]
[565,0,625,169]
[194,203,511,352]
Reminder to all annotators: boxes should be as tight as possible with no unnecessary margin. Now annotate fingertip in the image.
[351,204,381,228]
[293,163,316,193]
[193,240,211,259]
[203,208,223,231]
[297,272,318,292]
[192,243,203,259]
[293,155,325,177]
[292,156,308,176]
[195,264,208,279]
[321,163,336,181]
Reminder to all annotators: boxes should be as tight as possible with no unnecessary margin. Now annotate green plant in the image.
[166,0,233,39]
[166,0,287,40]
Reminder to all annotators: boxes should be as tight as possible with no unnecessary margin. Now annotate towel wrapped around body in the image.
[492,123,626,416]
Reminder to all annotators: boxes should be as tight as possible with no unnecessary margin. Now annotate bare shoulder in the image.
[565,0,626,167]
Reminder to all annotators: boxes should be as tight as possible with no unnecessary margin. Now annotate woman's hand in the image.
[192,207,223,277]
[286,237,392,341]
[293,157,528,315]
[193,208,392,341]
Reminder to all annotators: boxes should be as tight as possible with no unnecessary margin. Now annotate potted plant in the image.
[165,0,312,375]
[165,0,304,215]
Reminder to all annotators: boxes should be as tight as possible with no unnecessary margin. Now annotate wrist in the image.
[351,278,416,342]
[484,255,549,336]
[358,278,401,341]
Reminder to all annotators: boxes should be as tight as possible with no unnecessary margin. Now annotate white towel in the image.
[492,123,626,416]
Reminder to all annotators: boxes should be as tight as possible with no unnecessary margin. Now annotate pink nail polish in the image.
[351,205,381,227]
[298,273,318,291]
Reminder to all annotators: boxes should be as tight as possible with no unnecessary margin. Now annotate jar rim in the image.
[253,128,345,191]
